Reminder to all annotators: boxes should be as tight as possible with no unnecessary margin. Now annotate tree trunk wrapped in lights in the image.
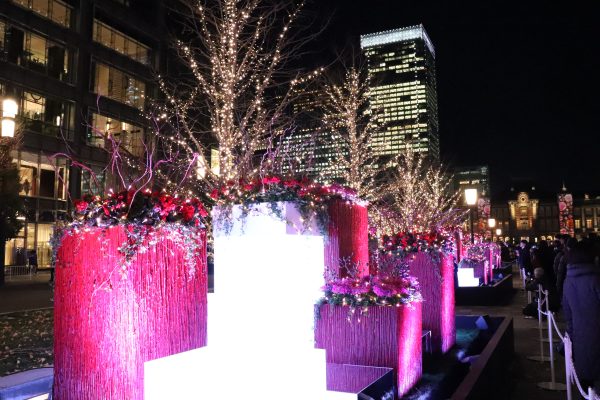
[53,225,207,400]
[320,68,380,201]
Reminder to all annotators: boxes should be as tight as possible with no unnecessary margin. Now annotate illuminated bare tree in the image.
[387,148,463,233]
[158,0,322,190]
[320,67,380,200]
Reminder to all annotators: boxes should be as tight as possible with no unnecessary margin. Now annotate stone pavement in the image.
[457,267,568,400]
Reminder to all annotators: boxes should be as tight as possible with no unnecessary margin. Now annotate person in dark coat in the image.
[523,267,560,317]
[556,237,577,301]
[517,240,532,275]
[562,241,600,392]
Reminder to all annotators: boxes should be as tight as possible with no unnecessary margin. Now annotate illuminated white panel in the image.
[360,24,435,57]
[146,203,354,399]
[457,268,480,288]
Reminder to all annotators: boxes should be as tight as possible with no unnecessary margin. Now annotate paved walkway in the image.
[457,267,568,400]
[0,271,54,314]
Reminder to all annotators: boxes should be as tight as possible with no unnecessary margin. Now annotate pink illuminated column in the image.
[53,225,207,400]
[409,252,455,354]
[315,302,422,398]
[325,199,369,278]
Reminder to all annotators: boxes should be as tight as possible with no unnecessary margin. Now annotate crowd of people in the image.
[513,234,600,393]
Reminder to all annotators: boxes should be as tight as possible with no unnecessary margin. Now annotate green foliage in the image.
[0,163,23,241]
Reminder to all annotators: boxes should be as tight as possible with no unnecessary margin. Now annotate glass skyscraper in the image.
[361,24,439,162]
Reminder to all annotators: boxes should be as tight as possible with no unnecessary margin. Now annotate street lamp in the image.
[1,98,18,138]
[464,188,478,244]
[487,218,496,229]
[495,228,502,241]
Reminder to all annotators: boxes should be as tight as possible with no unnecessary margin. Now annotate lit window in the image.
[93,20,150,65]
[89,113,145,157]
[92,61,146,109]
[11,0,72,28]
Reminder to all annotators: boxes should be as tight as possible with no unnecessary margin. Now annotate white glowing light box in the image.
[457,268,480,288]
[145,202,354,399]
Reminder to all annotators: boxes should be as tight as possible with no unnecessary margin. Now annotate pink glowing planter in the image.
[408,252,455,354]
[53,225,207,400]
[325,199,369,278]
[315,302,423,397]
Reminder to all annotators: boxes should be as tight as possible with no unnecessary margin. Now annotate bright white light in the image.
[464,188,478,206]
[145,203,354,399]
[2,98,17,118]
[487,218,496,228]
[457,268,480,287]
[495,228,502,236]
[1,119,15,138]
[360,25,435,56]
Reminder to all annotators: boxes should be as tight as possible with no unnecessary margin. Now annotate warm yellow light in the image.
[488,218,496,228]
[2,98,18,119]
[495,228,502,236]
[464,188,478,206]
[1,118,15,138]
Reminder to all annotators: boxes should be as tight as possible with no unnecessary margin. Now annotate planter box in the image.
[409,252,456,354]
[315,303,423,398]
[53,225,207,400]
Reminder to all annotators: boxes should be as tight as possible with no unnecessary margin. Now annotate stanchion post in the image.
[527,285,550,362]
[537,293,567,391]
[548,303,556,383]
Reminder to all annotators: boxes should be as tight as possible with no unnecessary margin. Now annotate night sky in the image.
[303,0,600,198]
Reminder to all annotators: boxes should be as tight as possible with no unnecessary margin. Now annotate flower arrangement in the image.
[382,230,455,257]
[209,176,366,233]
[53,189,209,272]
[317,254,421,320]
[72,188,208,228]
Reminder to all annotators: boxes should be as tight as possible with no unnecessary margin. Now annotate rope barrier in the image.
[528,289,599,400]
[536,289,567,392]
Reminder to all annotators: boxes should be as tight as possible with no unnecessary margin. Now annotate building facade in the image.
[360,24,440,162]
[0,0,166,269]
[453,165,491,199]
[487,188,599,243]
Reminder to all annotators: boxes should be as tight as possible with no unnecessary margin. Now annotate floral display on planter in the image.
[381,230,455,258]
[318,254,422,319]
[53,189,209,271]
[72,189,208,228]
[209,176,366,233]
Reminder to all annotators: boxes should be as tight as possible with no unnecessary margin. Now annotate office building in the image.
[360,24,439,162]
[0,0,166,269]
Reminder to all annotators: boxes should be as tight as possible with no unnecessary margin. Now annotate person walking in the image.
[562,241,600,393]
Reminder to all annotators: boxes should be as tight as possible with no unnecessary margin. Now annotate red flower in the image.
[283,179,299,188]
[181,204,195,222]
[243,183,255,191]
[209,189,219,199]
[74,200,89,213]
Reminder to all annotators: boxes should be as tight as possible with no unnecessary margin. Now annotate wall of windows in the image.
[93,20,150,65]
[4,151,68,268]
[0,21,74,82]
[12,0,72,28]
[92,61,146,109]
[19,89,75,139]
[89,113,145,157]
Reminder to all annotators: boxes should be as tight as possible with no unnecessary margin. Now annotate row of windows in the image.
[93,20,151,65]
[0,21,74,83]
[12,0,72,28]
